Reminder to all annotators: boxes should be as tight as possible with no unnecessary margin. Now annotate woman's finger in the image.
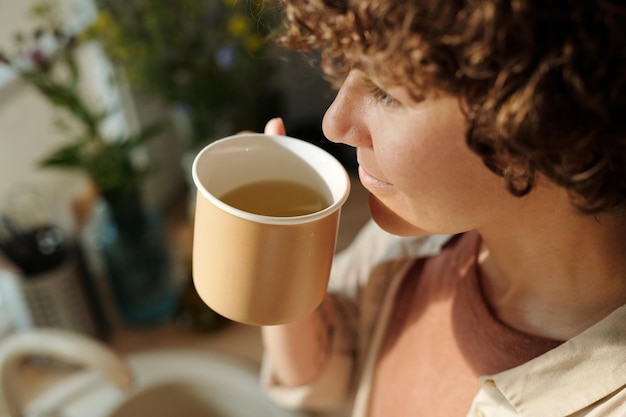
[264,117,286,136]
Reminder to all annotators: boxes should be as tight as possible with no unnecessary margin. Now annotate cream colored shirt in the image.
[262,220,626,416]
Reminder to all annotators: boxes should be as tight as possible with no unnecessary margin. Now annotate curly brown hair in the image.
[275,0,626,213]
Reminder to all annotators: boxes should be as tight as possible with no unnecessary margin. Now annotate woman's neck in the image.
[477,187,626,341]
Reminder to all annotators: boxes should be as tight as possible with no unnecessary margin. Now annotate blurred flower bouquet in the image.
[89,0,282,150]
[0,1,160,206]
[0,2,179,327]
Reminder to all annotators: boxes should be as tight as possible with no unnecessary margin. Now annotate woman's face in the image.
[322,70,523,236]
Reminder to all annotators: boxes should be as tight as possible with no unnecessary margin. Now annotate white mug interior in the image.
[192,134,351,224]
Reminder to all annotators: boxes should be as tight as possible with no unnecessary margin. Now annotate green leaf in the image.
[39,141,85,169]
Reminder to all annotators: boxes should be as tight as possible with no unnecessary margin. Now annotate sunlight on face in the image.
[323,70,522,236]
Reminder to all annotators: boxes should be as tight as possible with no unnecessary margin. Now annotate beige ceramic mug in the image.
[191,133,351,325]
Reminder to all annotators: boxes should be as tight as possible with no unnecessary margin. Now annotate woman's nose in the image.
[322,71,371,148]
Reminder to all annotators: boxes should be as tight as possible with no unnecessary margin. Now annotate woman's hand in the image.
[262,294,336,387]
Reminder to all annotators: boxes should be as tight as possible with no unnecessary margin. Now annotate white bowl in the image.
[0,330,307,417]
[24,349,308,417]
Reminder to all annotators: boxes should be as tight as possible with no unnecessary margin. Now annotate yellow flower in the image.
[91,12,114,34]
[112,45,130,62]
[29,1,53,18]
[228,14,250,37]
[244,35,263,53]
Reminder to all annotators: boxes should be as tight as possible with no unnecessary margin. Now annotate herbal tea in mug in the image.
[219,179,332,217]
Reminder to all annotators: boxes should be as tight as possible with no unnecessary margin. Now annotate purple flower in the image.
[28,49,48,69]
[215,45,237,70]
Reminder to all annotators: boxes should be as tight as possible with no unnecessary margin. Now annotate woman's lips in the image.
[358,165,393,189]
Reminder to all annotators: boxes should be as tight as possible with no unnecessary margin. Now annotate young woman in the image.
[260,1,626,416]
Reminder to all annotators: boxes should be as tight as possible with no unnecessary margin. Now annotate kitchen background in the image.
[0,1,369,414]
[0,0,360,332]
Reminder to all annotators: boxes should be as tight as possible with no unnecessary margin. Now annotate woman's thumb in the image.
[264,117,286,136]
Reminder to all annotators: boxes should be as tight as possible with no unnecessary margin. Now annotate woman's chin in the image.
[367,193,431,237]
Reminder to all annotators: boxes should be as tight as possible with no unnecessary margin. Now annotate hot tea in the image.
[219,180,331,217]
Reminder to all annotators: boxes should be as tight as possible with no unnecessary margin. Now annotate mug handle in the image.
[0,329,134,417]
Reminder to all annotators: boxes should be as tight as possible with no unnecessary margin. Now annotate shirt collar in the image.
[483,304,626,417]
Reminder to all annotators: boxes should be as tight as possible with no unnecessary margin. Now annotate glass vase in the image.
[95,190,177,327]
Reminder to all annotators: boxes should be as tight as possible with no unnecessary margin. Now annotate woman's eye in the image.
[364,79,399,106]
